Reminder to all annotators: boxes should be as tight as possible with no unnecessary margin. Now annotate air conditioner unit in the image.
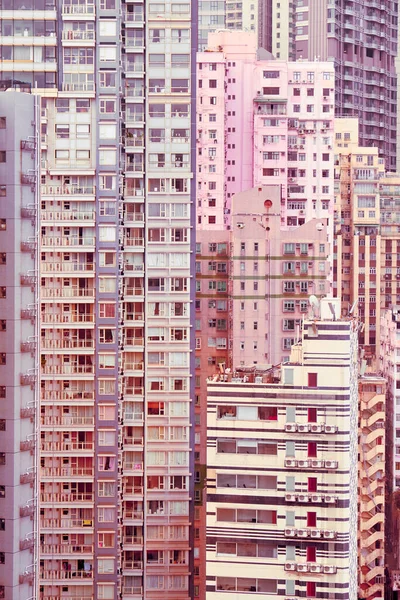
[311,459,324,468]
[298,459,310,468]
[311,495,322,503]
[285,423,298,432]
[285,459,298,467]
[297,423,310,433]
[325,425,337,433]
[310,529,322,538]
[324,495,337,504]
[297,494,310,503]
[285,528,297,537]
[297,564,309,572]
[299,210,305,215]
[285,493,297,502]
[323,530,337,539]
[284,562,297,571]
[325,460,338,469]
[324,565,337,574]
[297,529,309,538]
[309,564,323,573]
[310,424,323,433]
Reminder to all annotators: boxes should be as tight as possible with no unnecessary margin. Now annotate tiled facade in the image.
[206,302,359,600]
[196,31,335,231]
[0,0,196,597]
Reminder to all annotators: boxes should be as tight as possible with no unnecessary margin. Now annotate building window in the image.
[0,152,5,163]
[308,373,317,388]
[307,512,317,527]
[308,477,317,493]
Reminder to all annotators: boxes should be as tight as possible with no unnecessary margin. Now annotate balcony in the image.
[62,30,95,41]
[41,210,95,222]
[41,440,94,452]
[21,205,36,219]
[123,461,144,472]
[61,1,95,15]
[41,236,95,248]
[41,287,95,299]
[40,569,93,581]
[41,518,93,529]
[122,560,143,570]
[42,364,94,376]
[41,262,94,273]
[41,390,94,402]
[21,404,36,418]
[21,239,36,253]
[41,312,94,325]
[41,415,94,427]
[20,469,36,484]
[40,492,94,503]
[41,339,94,351]
[40,466,94,478]
[41,184,95,195]
[41,543,93,555]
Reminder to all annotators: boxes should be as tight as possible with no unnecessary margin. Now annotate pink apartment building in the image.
[196,30,335,233]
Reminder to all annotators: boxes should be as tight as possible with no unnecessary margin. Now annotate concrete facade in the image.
[206,303,359,600]
[0,0,196,596]
[196,31,335,231]
[0,91,39,600]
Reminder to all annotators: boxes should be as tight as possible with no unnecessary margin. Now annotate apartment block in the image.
[0,92,39,600]
[358,375,386,600]
[194,230,230,600]
[196,31,335,230]
[0,0,196,597]
[294,0,398,170]
[230,186,331,366]
[334,118,385,359]
[206,299,359,600]
[381,308,400,586]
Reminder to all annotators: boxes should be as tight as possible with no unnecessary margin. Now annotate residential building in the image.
[358,374,386,600]
[0,0,196,597]
[196,31,335,230]
[198,0,225,50]
[0,92,39,600]
[334,118,385,359]
[230,186,331,366]
[294,1,398,170]
[206,299,359,600]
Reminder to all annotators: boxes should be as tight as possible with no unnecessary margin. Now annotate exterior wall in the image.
[358,376,386,600]
[334,118,385,361]
[295,1,398,170]
[206,312,359,600]
[194,230,230,600]
[197,31,335,231]
[0,0,195,597]
[0,92,39,600]
[230,186,331,366]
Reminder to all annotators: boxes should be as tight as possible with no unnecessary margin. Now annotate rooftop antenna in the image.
[309,295,320,320]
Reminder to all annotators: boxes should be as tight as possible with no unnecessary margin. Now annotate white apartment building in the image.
[206,299,359,600]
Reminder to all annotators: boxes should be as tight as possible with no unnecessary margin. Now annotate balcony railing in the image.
[41,518,93,529]
[40,492,94,503]
[41,416,94,426]
[41,467,94,478]
[41,236,95,248]
[41,390,94,402]
[42,364,94,375]
[41,210,95,221]
[62,30,95,40]
[41,441,94,452]
[41,288,95,299]
[41,543,94,554]
[41,339,94,350]
[41,262,94,273]
[41,184,95,195]
[41,313,94,324]
[40,569,93,580]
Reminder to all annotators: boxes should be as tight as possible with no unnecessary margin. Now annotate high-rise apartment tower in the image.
[0,0,196,597]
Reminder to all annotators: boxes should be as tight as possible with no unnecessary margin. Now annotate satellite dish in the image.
[316,223,324,231]
[309,295,320,319]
